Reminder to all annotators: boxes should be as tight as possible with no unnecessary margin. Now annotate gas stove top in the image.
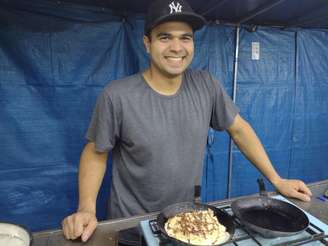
[139,196,328,246]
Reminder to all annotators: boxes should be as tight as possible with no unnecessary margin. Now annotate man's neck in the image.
[142,68,183,96]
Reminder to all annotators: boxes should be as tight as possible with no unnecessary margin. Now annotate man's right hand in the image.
[62,211,98,242]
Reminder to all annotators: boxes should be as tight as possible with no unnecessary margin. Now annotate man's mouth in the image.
[165,56,185,63]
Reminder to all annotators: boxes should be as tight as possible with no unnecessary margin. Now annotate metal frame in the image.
[227,25,240,198]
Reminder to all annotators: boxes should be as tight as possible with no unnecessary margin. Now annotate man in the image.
[62,0,312,245]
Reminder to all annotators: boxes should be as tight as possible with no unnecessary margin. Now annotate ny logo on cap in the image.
[169,1,182,14]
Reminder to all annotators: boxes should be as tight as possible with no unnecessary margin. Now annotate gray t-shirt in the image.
[86,69,239,243]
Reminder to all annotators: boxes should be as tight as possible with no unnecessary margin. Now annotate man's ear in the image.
[143,35,150,53]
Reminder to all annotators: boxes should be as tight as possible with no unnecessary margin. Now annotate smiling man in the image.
[62,0,312,245]
[143,21,194,95]
[144,21,194,77]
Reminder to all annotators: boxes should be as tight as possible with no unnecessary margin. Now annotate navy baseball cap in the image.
[144,0,206,35]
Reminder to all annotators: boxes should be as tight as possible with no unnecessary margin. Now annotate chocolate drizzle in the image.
[165,208,227,244]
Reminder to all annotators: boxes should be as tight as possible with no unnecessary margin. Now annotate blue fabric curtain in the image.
[0,0,328,232]
[231,27,296,196]
[230,27,328,197]
[290,30,328,181]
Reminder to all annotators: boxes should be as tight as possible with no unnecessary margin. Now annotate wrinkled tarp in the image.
[0,1,328,232]
[231,28,328,196]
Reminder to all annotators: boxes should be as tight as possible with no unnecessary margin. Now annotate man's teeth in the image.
[166,57,183,61]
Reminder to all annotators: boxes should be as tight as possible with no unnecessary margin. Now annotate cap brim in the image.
[146,12,206,34]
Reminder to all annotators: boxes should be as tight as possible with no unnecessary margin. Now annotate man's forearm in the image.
[228,115,282,185]
[78,142,108,213]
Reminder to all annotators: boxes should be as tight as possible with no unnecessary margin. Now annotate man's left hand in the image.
[274,178,312,202]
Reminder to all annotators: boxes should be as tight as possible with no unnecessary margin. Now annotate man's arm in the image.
[62,142,108,242]
[227,114,312,201]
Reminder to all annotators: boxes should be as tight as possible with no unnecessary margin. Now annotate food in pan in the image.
[165,208,229,245]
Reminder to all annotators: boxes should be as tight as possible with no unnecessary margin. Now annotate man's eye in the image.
[182,36,193,41]
[160,36,169,41]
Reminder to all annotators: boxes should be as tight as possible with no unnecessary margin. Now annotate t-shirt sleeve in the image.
[85,89,121,152]
[209,73,239,131]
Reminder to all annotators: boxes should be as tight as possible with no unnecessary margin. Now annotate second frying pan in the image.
[231,179,309,238]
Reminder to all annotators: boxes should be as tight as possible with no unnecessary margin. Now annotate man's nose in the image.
[169,39,183,52]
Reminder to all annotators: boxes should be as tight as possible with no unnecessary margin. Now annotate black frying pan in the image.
[231,179,309,238]
[154,201,235,245]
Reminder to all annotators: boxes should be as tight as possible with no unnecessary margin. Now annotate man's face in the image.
[144,21,194,78]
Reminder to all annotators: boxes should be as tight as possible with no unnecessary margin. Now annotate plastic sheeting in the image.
[230,27,328,197]
[290,30,328,182]
[231,27,297,196]
[0,1,328,232]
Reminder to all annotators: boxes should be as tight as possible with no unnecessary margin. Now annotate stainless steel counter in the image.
[32,179,328,246]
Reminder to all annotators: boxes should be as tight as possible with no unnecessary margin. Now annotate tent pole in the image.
[227,25,240,198]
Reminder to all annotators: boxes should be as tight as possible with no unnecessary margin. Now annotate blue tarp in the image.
[230,28,328,196]
[0,1,328,232]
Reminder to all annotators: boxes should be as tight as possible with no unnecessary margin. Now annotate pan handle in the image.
[257,178,268,197]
